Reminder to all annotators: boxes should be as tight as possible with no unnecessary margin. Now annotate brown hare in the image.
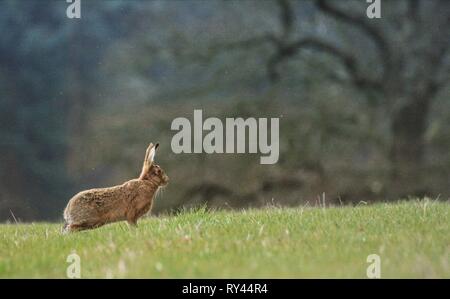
[63,143,168,233]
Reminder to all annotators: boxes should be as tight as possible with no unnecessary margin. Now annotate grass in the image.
[0,200,448,278]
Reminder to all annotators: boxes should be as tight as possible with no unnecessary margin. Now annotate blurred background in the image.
[0,0,449,222]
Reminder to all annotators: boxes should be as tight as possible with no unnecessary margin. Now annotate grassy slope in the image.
[0,201,448,278]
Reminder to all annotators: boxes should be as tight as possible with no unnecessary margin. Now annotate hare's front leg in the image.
[126,194,153,227]
[127,217,138,227]
[126,208,139,227]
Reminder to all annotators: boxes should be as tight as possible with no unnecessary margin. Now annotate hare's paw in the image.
[127,218,138,228]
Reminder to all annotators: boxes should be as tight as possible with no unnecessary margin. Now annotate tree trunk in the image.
[390,97,431,197]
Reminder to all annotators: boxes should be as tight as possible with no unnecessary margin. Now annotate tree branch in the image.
[268,37,382,90]
[316,0,393,79]
[195,0,384,91]
[278,0,295,38]
[185,33,277,64]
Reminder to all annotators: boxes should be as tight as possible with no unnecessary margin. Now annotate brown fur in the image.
[63,143,168,233]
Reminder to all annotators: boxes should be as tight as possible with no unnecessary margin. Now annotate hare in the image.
[63,142,168,233]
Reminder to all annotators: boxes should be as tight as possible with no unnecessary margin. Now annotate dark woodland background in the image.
[0,0,449,221]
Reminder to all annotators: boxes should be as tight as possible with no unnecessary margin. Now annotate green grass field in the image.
[0,200,448,278]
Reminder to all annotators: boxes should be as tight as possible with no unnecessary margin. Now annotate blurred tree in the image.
[0,1,71,220]
[1,0,449,220]
[0,0,145,220]
[207,0,450,196]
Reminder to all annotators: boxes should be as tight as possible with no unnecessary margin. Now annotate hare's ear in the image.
[147,147,156,164]
[143,143,154,164]
[146,143,159,166]
[140,143,155,179]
